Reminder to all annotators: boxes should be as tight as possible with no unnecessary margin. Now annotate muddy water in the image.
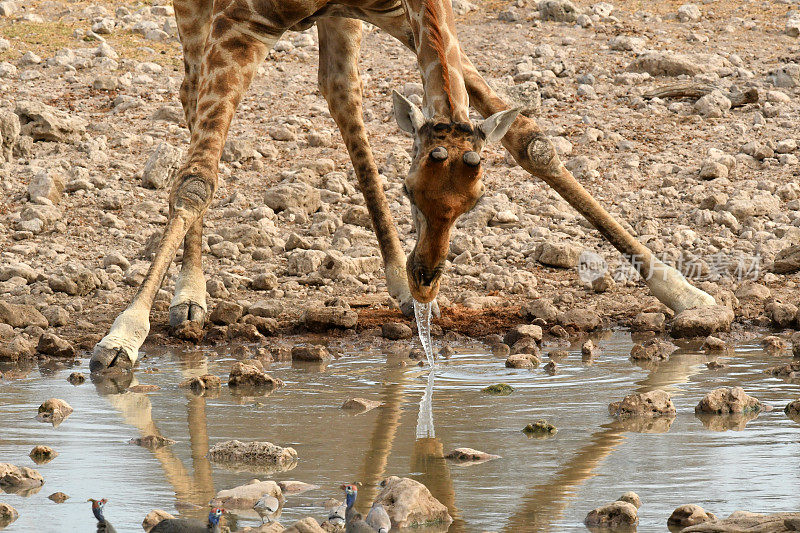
[1,331,799,532]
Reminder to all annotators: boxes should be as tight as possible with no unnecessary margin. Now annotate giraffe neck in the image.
[407,0,470,123]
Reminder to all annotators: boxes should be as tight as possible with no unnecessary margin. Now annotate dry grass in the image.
[0,0,181,68]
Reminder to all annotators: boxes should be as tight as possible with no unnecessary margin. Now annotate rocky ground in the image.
[0,0,800,364]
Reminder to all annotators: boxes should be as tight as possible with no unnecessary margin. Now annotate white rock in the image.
[677,3,701,22]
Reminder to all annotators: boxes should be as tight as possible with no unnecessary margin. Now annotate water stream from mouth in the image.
[413,300,436,368]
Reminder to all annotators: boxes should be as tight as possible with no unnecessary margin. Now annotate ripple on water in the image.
[1,331,799,533]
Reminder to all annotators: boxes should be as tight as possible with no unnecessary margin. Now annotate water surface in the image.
[1,331,799,532]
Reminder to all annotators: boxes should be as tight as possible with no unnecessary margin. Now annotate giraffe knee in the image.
[170,171,215,215]
[525,133,559,173]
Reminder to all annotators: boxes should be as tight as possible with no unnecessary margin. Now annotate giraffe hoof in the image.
[90,344,134,373]
[400,298,441,319]
[169,301,206,328]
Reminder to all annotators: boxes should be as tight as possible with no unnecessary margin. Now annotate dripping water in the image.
[415,370,435,439]
[413,299,436,368]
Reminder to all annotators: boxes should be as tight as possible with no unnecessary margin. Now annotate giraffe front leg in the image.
[318,18,434,317]
[169,217,207,327]
[460,54,714,314]
[92,16,273,370]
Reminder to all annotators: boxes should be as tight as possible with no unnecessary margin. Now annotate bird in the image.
[328,500,347,527]
[340,484,391,533]
[253,494,279,524]
[87,498,117,533]
[365,503,391,533]
[347,512,379,533]
[149,508,224,533]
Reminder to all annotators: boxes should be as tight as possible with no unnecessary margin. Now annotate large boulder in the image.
[630,338,678,362]
[15,100,87,143]
[668,504,717,529]
[209,479,282,509]
[609,390,676,418]
[0,463,44,493]
[264,181,321,214]
[0,300,48,328]
[773,245,800,274]
[682,511,800,532]
[671,306,734,338]
[228,361,284,390]
[36,333,76,358]
[36,398,73,425]
[0,503,18,529]
[538,0,580,22]
[207,440,298,473]
[695,387,763,415]
[584,500,638,529]
[142,142,182,189]
[372,476,452,528]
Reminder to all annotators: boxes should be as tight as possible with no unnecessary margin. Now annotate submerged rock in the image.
[695,387,764,414]
[67,372,85,385]
[671,306,734,338]
[482,383,514,395]
[209,479,282,509]
[129,435,176,449]
[766,360,800,378]
[505,353,540,369]
[48,492,69,503]
[373,476,453,528]
[178,374,221,394]
[681,511,800,532]
[784,400,800,423]
[609,390,676,418]
[228,361,284,390]
[29,445,58,464]
[291,345,332,362]
[0,503,18,528]
[277,480,318,494]
[585,500,638,529]
[207,440,298,473]
[630,338,678,362]
[0,463,44,493]
[668,504,717,529]
[522,419,558,437]
[341,397,382,413]
[617,492,641,509]
[444,448,501,464]
[36,398,73,425]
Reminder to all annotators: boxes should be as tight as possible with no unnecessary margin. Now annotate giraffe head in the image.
[393,91,519,303]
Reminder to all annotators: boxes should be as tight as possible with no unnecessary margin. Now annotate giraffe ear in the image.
[393,90,425,134]
[479,108,520,143]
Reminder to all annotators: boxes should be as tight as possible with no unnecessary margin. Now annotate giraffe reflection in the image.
[501,344,710,532]
[91,348,216,523]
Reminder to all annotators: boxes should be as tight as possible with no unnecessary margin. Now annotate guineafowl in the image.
[253,494,279,524]
[365,503,391,533]
[347,512,378,533]
[149,508,224,533]
[88,498,117,533]
[341,484,390,532]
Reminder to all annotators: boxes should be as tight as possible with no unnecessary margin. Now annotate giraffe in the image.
[90,0,716,371]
